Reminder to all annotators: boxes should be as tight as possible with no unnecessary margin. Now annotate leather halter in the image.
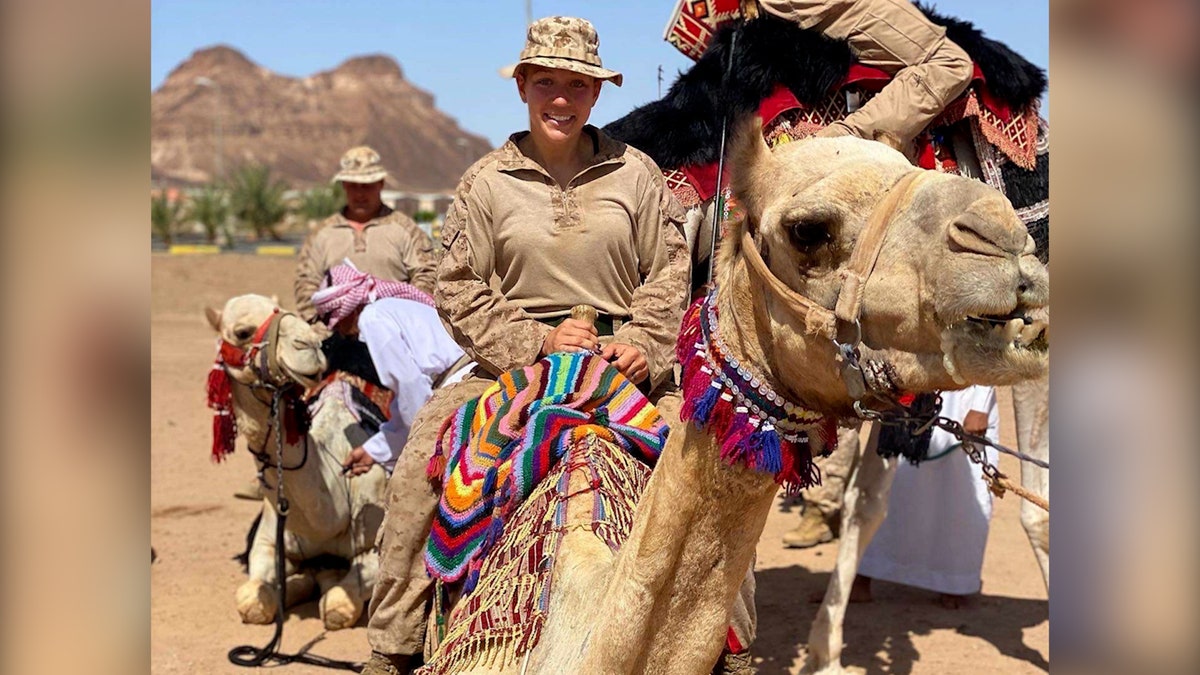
[219,309,292,387]
[737,170,923,400]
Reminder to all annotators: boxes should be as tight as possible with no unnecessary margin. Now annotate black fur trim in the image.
[603,14,851,169]
[916,3,1047,112]
[604,9,1046,170]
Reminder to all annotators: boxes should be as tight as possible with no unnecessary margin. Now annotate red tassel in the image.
[206,363,237,462]
[707,393,735,439]
[212,412,236,463]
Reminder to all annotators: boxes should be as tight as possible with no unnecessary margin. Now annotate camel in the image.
[205,294,387,630]
[416,127,1048,674]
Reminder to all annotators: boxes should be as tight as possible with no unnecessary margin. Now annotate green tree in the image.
[187,185,231,246]
[412,209,437,224]
[150,192,183,245]
[229,164,289,241]
[297,183,344,222]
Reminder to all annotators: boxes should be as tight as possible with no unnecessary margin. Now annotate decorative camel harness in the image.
[208,308,364,671]
[703,169,1049,509]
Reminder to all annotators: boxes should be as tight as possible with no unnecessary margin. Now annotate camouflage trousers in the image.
[365,374,761,656]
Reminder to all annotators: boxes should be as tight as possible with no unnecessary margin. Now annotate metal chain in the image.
[855,394,1049,470]
[855,394,1049,511]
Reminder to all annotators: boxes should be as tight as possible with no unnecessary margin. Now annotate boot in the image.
[713,649,755,675]
[781,508,836,549]
[233,477,265,501]
[361,651,416,675]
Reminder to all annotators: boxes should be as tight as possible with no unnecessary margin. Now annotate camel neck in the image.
[575,423,778,672]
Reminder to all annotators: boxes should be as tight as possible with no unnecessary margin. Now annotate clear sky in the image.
[151,0,1048,148]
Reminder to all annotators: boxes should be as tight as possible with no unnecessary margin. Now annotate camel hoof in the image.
[320,586,361,630]
[236,580,277,625]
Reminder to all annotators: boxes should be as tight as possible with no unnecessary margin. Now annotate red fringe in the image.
[206,364,236,462]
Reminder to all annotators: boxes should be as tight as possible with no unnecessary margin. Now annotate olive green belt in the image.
[541,313,624,336]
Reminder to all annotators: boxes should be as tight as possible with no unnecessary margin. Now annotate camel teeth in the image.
[1004,318,1023,343]
[943,352,967,385]
[1018,320,1045,346]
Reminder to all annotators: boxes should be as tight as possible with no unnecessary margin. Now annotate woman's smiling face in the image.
[516,66,603,144]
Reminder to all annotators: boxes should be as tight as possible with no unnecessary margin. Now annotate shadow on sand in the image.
[752,563,1048,674]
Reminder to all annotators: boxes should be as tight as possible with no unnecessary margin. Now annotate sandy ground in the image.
[151,254,1048,674]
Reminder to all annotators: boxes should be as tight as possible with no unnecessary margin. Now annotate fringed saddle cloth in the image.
[419,352,667,673]
[306,371,394,444]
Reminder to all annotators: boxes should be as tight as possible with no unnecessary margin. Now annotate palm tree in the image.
[151,191,183,246]
[188,185,231,246]
[296,183,344,223]
[228,164,289,241]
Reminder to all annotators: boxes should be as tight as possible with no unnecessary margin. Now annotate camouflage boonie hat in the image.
[507,16,623,86]
[332,146,388,184]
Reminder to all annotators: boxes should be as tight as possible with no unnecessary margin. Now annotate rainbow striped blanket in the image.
[424,352,668,591]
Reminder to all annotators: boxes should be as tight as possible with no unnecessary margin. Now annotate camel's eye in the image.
[785,219,832,249]
[234,327,255,341]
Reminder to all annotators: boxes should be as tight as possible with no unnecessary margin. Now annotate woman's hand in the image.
[600,343,648,384]
[541,319,600,355]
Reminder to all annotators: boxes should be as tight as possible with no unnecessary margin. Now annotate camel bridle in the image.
[217,308,311,471]
[220,308,294,391]
[737,170,924,405]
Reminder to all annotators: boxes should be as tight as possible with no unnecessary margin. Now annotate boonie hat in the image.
[332,145,389,184]
[507,16,623,86]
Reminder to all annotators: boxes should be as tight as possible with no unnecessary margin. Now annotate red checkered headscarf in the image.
[312,260,434,328]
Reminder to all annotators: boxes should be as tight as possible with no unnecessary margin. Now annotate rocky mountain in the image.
[151,45,492,192]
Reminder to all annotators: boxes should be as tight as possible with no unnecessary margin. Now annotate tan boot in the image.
[781,508,836,549]
[360,651,415,675]
[713,649,755,675]
[233,477,265,501]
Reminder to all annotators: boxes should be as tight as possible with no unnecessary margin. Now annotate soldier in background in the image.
[294,145,437,322]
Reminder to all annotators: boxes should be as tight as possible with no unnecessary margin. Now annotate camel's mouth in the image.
[938,305,1049,385]
[961,310,1049,354]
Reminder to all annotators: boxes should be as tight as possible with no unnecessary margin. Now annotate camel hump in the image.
[571,304,597,328]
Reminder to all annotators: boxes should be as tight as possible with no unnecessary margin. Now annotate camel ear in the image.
[728,115,777,231]
[205,306,222,332]
[269,294,280,306]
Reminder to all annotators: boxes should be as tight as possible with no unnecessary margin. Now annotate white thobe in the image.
[859,385,1001,595]
[356,298,471,473]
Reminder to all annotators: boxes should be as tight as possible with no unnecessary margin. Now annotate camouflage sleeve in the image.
[294,229,325,322]
[395,214,438,296]
[435,172,552,377]
[613,169,691,390]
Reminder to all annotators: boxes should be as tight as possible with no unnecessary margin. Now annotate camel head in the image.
[724,120,1049,412]
[205,294,327,389]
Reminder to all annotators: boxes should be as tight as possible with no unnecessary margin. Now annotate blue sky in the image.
[152,0,1048,148]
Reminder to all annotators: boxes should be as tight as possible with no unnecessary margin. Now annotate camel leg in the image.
[317,548,378,631]
[236,505,315,623]
[803,424,897,675]
[1012,376,1050,590]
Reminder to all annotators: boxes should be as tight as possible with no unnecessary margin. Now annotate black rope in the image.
[707,26,740,285]
[227,390,364,672]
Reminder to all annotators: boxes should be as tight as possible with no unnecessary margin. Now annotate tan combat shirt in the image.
[294,206,437,321]
[436,127,690,389]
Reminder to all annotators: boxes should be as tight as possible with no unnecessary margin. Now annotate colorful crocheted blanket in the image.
[424,352,668,592]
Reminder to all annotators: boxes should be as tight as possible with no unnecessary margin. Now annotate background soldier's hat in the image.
[331,146,389,184]
[506,16,623,86]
